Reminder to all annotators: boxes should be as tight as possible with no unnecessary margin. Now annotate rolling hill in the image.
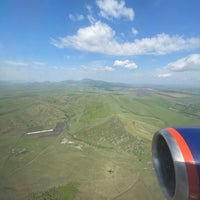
[0,80,200,200]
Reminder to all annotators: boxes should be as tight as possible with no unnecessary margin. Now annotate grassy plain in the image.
[0,80,200,200]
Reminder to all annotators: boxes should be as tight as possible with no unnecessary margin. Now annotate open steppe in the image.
[0,80,200,200]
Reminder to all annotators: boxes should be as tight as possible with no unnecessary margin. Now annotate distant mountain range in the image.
[0,79,134,90]
[63,79,133,89]
[0,79,199,94]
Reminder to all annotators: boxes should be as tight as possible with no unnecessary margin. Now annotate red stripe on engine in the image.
[166,127,200,200]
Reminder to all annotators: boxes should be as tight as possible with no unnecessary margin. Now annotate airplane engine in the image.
[152,127,200,200]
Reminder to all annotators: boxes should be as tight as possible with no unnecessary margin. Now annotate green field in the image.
[0,80,200,200]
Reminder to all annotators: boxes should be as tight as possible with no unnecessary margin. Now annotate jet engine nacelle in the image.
[152,127,200,200]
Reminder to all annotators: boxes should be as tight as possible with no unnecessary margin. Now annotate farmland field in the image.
[0,80,200,200]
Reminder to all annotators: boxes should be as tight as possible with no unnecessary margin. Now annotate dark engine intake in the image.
[152,127,200,200]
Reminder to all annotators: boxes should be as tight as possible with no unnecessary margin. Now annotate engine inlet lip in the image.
[152,129,189,200]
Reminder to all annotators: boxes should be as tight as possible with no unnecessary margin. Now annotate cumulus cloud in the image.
[158,73,172,78]
[114,59,138,70]
[167,54,200,72]
[69,14,84,21]
[51,21,115,51]
[124,63,138,70]
[51,22,200,56]
[96,0,134,20]
[114,59,129,67]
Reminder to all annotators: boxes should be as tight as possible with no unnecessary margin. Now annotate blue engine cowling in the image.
[152,127,200,200]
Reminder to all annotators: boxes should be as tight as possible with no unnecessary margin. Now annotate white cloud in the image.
[158,73,172,78]
[114,59,138,70]
[85,4,97,24]
[102,66,115,71]
[69,14,84,21]
[0,60,83,82]
[51,22,200,56]
[132,27,138,35]
[96,0,134,21]
[5,60,28,66]
[51,21,115,51]
[114,59,129,67]
[167,54,200,72]
[124,63,138,70]
[32,61,46,66]
[5,60,47,67]
[86,4,93,13]
[87,15,97,24]
[69,14,75,21]
[83,66,115,72]
[1,61,31,81]
[131,34,200,55]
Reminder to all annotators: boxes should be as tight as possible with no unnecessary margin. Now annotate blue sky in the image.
[0,0,200,85]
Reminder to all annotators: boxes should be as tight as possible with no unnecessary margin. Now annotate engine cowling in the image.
[152,127,200,200]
